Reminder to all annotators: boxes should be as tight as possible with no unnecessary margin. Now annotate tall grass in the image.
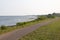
[19,18,60,40]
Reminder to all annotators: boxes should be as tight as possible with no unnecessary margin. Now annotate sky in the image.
[0,0,60,16]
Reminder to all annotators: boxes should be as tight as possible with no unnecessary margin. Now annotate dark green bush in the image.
[36,16,47,20]
[16,22,27,26]
[47,14,56,18]
[0,25,7,30]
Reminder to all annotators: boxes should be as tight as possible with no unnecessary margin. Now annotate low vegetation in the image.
[0,25,7,30]
[19,18,60,40]
[36,16,47,20]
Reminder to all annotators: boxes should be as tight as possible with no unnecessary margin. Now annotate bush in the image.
[51,16,55,18]
[47,14,55,18]
[16,23,22,26]
[36,16,47,20]
[0,25,7,30]
[16,22,26,26]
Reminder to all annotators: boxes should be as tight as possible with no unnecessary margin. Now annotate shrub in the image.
[0,25,7,30]
[16,22,26,26]
[36,16,47,20]
[47,14,55,18]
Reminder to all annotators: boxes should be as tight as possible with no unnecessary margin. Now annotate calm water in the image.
[0,15,37,26]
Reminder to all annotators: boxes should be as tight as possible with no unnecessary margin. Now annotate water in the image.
[0,15,37,26]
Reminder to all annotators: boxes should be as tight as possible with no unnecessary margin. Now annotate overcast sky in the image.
[0,0,60,16]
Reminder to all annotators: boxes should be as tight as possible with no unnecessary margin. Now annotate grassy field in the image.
[0,18,52,35]
[19,18,60,40]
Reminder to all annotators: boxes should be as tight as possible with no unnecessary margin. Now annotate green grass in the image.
[0,18,52,35]
[19,18,60,40]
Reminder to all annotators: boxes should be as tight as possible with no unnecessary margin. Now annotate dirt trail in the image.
[0,18,59,40]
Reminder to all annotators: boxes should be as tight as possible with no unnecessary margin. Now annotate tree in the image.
[47,14,55,18]
[47,14,52,18]
[52,12,56,15]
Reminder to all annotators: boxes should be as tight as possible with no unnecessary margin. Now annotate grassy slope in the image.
[19,18,60,40]
[0,18,51,35]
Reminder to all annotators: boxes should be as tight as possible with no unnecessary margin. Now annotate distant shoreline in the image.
[0,16,37,26]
